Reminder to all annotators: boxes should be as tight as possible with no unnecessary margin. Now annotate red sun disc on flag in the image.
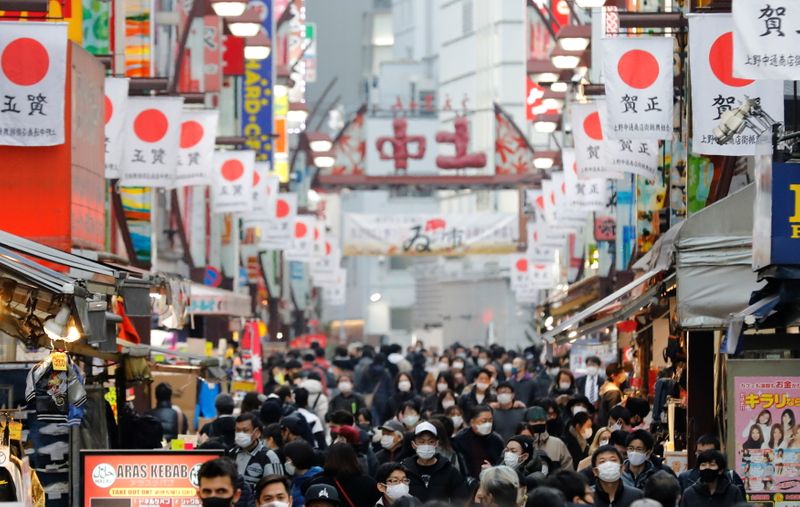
[325,242,332,255]
[276,199,290,218]
[583,111,603,141]
[134,109,169,143]
[313,227,320,240]
[617,49,659,89]
[104,96,112,125]
[515,259,528,272]
[221,159,244,181]
[180,121,204,148]
[253,171,261,186]
[1,38,49,86]
[294,222,308,238]
[709,32,754,88]
[572,161,578,174]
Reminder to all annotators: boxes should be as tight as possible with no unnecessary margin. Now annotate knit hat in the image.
[525,406,546,422]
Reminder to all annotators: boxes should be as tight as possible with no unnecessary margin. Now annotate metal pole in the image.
[232,215,241,292]
[150,188,159,273]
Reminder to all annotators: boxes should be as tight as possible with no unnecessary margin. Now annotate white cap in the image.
[415,421,438,437]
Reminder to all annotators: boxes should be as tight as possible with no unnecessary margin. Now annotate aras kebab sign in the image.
[81,450,222,507]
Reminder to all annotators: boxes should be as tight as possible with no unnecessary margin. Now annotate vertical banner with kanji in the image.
[176,110,218,187]
[104,77,129,178]
[212,150,255,213]
[571,102,622,180]
[563,148,608,212]
[259,193,297,250]
[251,162,278,215]
[733,0,800,80]
[0,22,68,146]
[689,14,784,156]
[241,0,273,166]
[285,215,316,263]
[120,97,184,187]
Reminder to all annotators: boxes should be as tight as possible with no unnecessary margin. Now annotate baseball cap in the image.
[305,484,340,506]
[415,421,438,437]
[380,419,405,435]
[525,406,546,421]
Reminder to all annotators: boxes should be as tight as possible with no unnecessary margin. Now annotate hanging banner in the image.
[104,77,129,179]
[82,0,111,55]
[259,193,297,250]
[689,14,784,156]
[251,162,278,215]
[0,22,68,146]
[495,103,538,175]
[571,102,623,180]
[120,97,183,187]
[599,100,660,181]
[176,110,218,187]
[343,213,519,256]
[285,215,316,263]
[320,267,346,306]
[242,0,273,165]
[733,0,800,80]
[526,223,558,263]
[212,150,255,213]
[125,0,153,77]
[311,237,341,281]
[330,106,366,175]
[563,148,608,212]
[601,37,673,140]
[509,256,555,291]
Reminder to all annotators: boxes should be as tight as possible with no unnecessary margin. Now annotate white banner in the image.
[0,22,67,146]
[311,237,341,281]
[212,150,255,213]
[571,102,623,180]
[104,77,129,179]
[311,220,327,261]
[343,213,519,256]
[176,110,218,187]
[733,0,800,80]
[601,37,673,140]
[563,148,608,212]
[605,138,660,181]
[254,164,279,215]
[120,97,184,187]
[689,14,784,155]
[509,255,556,291]
[260,193,297,250]
[526,223,558,263]
[285,215,316,263]
[320,267,346,306]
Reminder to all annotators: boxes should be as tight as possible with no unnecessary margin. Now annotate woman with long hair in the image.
[742,409,772,439]
[769,423,785,449]
[782,409,796,442]
[743,424,766,450]
[304,443,380,507]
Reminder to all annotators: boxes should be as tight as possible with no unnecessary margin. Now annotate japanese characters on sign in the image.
[753,160,800,269]
[317,267,346,306]
[562,148,608,212]
[104,77,129,179]
[311,237,341,281]
[526,223,559,263]
[733,0,800,80]
[176,110,218,187]
[212,150,255,213]
[689,14,784,156]
[241,0,273,165]
[259,193,297,251]
[571,102,623,180]
[251,162,279,215]
[285,215,316,263]
[601,37,673,140]
[509,255,556,293]
[120,97,184,187]
[0,22,68,146]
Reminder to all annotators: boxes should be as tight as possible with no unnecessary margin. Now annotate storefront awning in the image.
[188,283,251,317]
[676,184,765,329]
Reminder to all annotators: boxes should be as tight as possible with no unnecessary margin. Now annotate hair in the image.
[571,411,592,429]
[757,409,773,425]
[605,362,624,378]
[627,397,651,419]
[643,470,681,507]
[769,423,785,448]
[586,356,601,367]
[445,404,463,418]
[545,470,588,502]
[697,449,727,470]
[610,430,630,447]
[356,408,372,424]
[429,416,455,451]
[589,427,612,455]
[241,392,262,414]
[469,404,493,422]
[626,429,655,451]
[254,474,291,499]
[393,497,422,507]
[745,424,765,448]
[214,393,234,415]
[323,442,363,478]
[592,444,623,467]
[436,371,455,390]
[337,373,353,384]
[197,457,238,488]
[697,433,721,450]
[629,500,663,507]
[283,440,316,470]
[496,381,514,392]
[609,405,632,424]
[395,371,415,386]
[330,410,355,426]
[294,387,310,408]
[396,400,421,416]
[555,369,575,386]
[476,368,493,380]
[155,383,172,402]
[782,409,796,428]
[526,486,566,507]
[264,422,283,447]
[236,412,263,432]
[479,466,521,507]
[375,462,406,484]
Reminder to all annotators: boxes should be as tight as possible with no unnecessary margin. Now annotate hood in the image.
[403,453,452,475]
[301,378,324,393]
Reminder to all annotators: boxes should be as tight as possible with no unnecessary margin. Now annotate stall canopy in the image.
[676,184,764,329]
[189,283,251,317]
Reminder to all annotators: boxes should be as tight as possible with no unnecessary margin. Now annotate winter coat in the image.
[532,432,574,471]
[300,378,330,426]
[402,454,468,503]
[291,466,323,507]
[148,400,187,441]
[598,382,623,425]
[562,426,589,469]
[621,458,673,490]
[452,428,505,480]
[593,482,643,507]
[679,476,744,507]
[305,472,380,507]
[328,393,366,418]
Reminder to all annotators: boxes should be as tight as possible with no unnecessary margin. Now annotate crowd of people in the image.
[170,341,750,507]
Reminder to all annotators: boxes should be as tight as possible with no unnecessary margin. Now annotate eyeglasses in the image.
[385,479,411,486]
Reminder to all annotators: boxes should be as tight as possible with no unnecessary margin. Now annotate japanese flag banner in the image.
[0,22,67,146]
[601,37,673,140]
[311,221,327,260]
[311,238,341,281]
[285,215,316,263]
[571,102,623,180]
[260,193,297,251]
[541,178,559,225]
[104,77,129,179]
[546,172,587,231]
[320,268,347,306]
[251,162,273,215]
[176,110,218,187]
[733,0,800,80]
[212,150,255,213]
[526,223,557,263]
[689,13,784,155]
[509,255,533,291]
[563,148,608,211]
[599,101,659,181]
[120,97,184,187]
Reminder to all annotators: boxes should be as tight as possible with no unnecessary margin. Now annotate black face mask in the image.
[529,423,547,434]
[699,469,720,483]
[201,496,234,507]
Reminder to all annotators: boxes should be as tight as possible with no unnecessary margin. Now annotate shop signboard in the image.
[733,376,800,504]
[241,0,273,164]
[754,159,800,270]
[343,213,519,256]
[81,450,222,507]
[569,338,618,374]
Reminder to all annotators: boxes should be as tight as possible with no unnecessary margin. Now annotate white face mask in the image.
[503,363,513,373]
[442,399,455,410]
[453,362,465,370]
[627,451,648,466]
[234,432,252,448]
[581,427,593,441]
[385,483,410,501]
[597,461,622,482]
[381,435,397,449]
[559,381,572,390]
[415,444,436,460]
[438,362,449,371]
[477,358,489,367]
[503,452,520,468]
[262,502,290,507]
[338,382,353,394]
[398,381,412,392]
[450,416,463,428]
[497,393,514,405]
[586,366,599,376]
[285,461,296,476]
[609,421,622,432]
[476,382,489,392]
[403,414,420,427]
[437,383,449,393]
[599,439,609,447]
[476,422,493,436]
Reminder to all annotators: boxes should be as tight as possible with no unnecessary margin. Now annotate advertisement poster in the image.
[82,450,222,507]
[734,376,800,505]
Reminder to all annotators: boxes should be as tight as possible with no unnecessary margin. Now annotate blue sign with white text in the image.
[241,0,273,165]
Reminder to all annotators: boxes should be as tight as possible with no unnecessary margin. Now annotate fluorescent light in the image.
[542,98,563,110]
[245,45,271,60]
[534,157,554,169]
[211,0,247,17]
[370,292,382,303]
[552,54,581,69]
[229,21,260,37]
[313,152,335,168]
[560,38,590,51]
[307,132,333,152]
[550,82,568,93]
[531,72,559,83]
[310,139,332,152]
[307,189,320,203]
[534,121,558,133]
[287,103,309,123]
[576,0,606,7]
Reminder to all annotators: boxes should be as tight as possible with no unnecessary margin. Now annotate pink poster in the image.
[734,376,800,503]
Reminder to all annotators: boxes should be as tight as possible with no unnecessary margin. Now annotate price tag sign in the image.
[51,351,67,371]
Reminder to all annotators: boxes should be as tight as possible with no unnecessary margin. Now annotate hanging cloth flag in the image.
[601,36,673,140]
[260,193,297,250]
[331,105,366,175]
[562,148,608,212]
[733,0,800,80]
[104,77,129,178]
[0,22,68,146]
[176,110,218,187]
[285,215,316,263]
[494,102,538,175]
[571,101,623,180]
[689,13,784,155]
[211,150,255,213]
[599,101,660,181]
[251,162,279,215]
[120,97,184,187]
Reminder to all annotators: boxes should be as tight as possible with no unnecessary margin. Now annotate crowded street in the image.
[0,0,796,506]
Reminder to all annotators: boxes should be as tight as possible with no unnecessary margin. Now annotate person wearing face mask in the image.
[524,406,573,472]
[423,372,455,416]
[389,374,423,422]
[293,388,327,451]
[375,420,407,466]
[375,463,416,506]
[228,413,284,490]
[576,357,604,406]
[444,405,465,436]
[677,434,745,497]
[508,357,536,406]
[563,412,594,470]
[196,458,243,507]
[499,435,532,473]
[679,450,743,507]
[598,363,628,430]
[621,430,675,491]
[545,469,594,505]
[283,441,322,507]
[327,375,366,419]
[592,445,644,507]
[606,406,632,433]
[402,422,468,503]
[459,369,497,414]
[489,382,527,441]
[452,405,505,480]
[254,475,293,507]
[549,370,578,401]
[395,401,423,432]
[577,427,611,472]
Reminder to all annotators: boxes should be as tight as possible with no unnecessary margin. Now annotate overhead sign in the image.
[241,0,273,164]
[0,22,68,146]
[104,77,129,179]
[689,14,784,156]
[176,110,218,187]
[733,0,800,80]
[562,148,608,212]
[259,192,297,250]
[212,150,255,213]
[753,159,800,269]
[81,450,222,507]
[343,213,519,256]
[120,97,184,187]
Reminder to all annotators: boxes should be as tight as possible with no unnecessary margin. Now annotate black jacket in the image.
[402,454,468,503]
[305,473,380,507]
[148,401,187,441]
[452,428,505,480]
[562,427,588,470]
[678,468,746,498]
[328,393,366,418]
[679,476,744,507]
[593,482,643,507]
[200,415,236,449]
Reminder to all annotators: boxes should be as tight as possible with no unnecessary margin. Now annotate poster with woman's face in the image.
[735,377,800,505]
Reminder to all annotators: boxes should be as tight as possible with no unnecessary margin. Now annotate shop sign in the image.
[81,450,222,507]
[733,0,800,80]
[176,110,218,187]
[212,150,255,213]
[754,159,800,269]
[0,22,68,146]
[601,37,673,140]
[241,0,273,163]
[343,213,519,256]
[733,376,800,502]
[120,97,184,187]
[569,338,618,374]
[689,14,784,156]
[104,77,129,179]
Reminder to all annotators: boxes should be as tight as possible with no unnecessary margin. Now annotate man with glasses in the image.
[621,430,674,491]
[374,463,414,506]
[403,421,467,502]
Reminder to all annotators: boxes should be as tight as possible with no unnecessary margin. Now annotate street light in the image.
[575,0,606,7]
[313,151,335,168]
[210,0,247,17]
[533,150,559,169]
[244,30,272,60]
[550,48,583,70]
[228,10,262,37]
[556,24,591,52]
[550,82,569,93]
[306,132,333,153]
[370,292,382,303]
[533,114,561,134]
[287,102,309,124]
